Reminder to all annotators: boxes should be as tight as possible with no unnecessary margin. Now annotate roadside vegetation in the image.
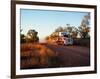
[45,14,90,47]
[20,13,90,69]
[21,43,60,69]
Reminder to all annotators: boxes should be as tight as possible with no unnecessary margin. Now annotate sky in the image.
[20,9,89,41]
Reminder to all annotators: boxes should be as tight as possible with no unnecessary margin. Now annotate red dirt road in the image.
[45,44,90,67]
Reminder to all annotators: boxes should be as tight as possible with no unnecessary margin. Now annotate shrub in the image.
[73,38,90,47]
[21,44,60,69]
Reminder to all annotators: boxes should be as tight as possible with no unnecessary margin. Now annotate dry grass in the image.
[21,43,59,69]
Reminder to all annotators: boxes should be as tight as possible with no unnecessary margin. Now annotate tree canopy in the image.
[20,29,39,43]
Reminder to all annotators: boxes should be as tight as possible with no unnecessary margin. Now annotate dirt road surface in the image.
[45,44,90,67]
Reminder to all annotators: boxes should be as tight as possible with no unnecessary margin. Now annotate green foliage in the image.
[55,26,64,32]
[21,34,26,43]
[78,26,90,38]
[45,14,90,41]
[26,29,39,43]
[20,29,39,43]
[45,22,90,42]
[47,25,78,40]
[79,13,90,38]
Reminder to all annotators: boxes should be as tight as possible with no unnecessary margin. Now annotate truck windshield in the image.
[64,35,68,37]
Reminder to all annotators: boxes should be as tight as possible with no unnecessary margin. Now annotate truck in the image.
[56,32,73,45]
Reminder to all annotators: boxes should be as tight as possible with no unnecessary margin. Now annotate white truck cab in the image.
[56,32,73,45]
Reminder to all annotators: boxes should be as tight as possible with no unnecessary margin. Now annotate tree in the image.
[55,26,64,32]
[61,25,78,38]
[20,29,26,43]
[66,24,72,33]
[78,14,90,38]
[21,34,26,43]
[45,36,49,40]
[78,26,90,38]
[81,13,90,27]
[48,25,78,40]
[26,29,39,43]
[70,27,78,38]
